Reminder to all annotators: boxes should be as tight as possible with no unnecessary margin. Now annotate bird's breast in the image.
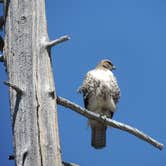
[85,69,117,112]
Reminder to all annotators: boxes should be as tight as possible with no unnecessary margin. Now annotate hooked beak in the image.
[112,65,116,70]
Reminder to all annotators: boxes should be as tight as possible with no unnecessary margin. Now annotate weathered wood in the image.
[4,0,62,165]
[44,35,70,48]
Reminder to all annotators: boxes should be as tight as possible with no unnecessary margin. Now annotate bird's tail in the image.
[91,121,107,149]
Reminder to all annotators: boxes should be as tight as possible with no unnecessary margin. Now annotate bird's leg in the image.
[101,114,107,123]
[99,112,107,121]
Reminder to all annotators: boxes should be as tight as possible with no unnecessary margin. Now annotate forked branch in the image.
[57,96,164,150]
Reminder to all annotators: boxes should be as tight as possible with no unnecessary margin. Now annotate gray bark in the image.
[4,0,62,165]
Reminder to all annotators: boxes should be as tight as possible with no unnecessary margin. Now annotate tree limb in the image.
[62,161,79,166]
[4,81,24,94]
[45,35,70,48]
[0,55,4,62]
[56,96,164,150]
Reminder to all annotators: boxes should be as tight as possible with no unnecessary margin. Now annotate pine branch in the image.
[56,96,164,150]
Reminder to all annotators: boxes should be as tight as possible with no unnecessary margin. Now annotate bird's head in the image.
[97,59,116,71]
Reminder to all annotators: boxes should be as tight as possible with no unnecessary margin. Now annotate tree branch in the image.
[45,35,70,48]
[8,155,15,160]
[0,16,4,30]
[4,81,24,94]
[0,55,4,62]
[62,161,79,166]
[56,96,164,150]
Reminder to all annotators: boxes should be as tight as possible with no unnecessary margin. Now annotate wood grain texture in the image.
[4,0,62,165]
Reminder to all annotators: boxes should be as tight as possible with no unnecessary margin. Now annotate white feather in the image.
[87,69,117,113]
[89,69,114,88]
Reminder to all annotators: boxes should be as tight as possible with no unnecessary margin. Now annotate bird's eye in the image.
[107,61,113,66]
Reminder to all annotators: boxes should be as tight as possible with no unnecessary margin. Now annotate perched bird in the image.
[78,59,120,149]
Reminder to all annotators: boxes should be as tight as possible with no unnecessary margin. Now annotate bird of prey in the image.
[78,59,120,149]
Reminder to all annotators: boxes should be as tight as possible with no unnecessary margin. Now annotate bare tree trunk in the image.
[4,0,62,165]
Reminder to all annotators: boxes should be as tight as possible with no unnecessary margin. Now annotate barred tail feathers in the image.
[90,120,107,149]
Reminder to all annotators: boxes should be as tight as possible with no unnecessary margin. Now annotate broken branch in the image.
[45,35,70,48]
[62,161,79,166]
[4,81,24,94]
[0,55,4,62]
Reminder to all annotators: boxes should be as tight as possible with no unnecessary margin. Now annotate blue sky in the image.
[0,0,166,165]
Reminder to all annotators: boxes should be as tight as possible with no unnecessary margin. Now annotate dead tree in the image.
[2,0,69,165]
[0,0,164,165]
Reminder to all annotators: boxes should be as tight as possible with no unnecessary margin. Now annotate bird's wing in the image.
[79,71,97,109]
[109,74,120,104]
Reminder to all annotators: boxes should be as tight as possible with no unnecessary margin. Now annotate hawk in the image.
[78,59,120,149]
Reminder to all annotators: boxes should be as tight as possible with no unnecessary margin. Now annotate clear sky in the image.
[0,0,166,165]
